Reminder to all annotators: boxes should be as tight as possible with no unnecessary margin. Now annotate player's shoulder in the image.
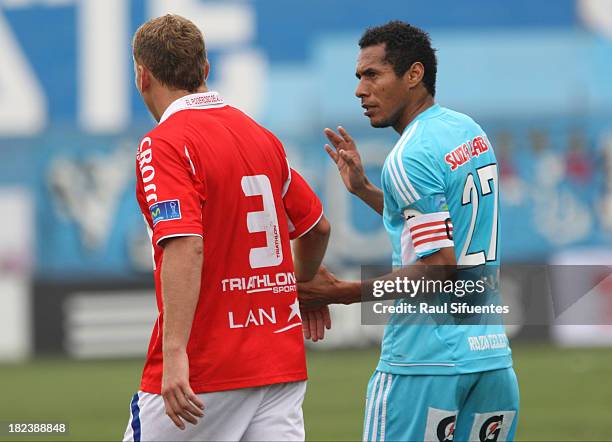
[419,105,482,138]
[140,106,225,152]
[231,106,282,142]
[142,113,190,145]
[137,117,198,165]
[228,107,286,152]
[437,105,479,124]
[189,103,280,145]
[395,118,436,166]
[404,105,485,156]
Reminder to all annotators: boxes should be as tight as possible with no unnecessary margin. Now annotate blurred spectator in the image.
[494,130,525,206]
[565,129,594,185]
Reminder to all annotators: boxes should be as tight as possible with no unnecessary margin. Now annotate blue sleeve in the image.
[393,142,454,258]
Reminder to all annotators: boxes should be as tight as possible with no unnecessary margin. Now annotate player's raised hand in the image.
[161,350,205,430]
[324,126,368,195]
[324,126,385,215]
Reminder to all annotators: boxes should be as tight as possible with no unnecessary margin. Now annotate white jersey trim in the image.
[388,160,412,205]
[363,372,382,442]
[371,372,386,441]
[395,126,421,202]
[380,374,393,442]
[156,233,203,247]
[387,362,457,367]
[144,215,155,270]
[387,121,420,205]
[281,159,292,198]
[159,91,226,124]
[287,217,296,234]
[184,146,196,175]
[291,211,324,239]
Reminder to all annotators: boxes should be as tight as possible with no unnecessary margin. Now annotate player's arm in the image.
[283,169,330,280]
[324,126,384,215]
[300,141,456,306]
[283,168,332,340]
[298,246,456,306]
[160,236,205,429]
[292,216,331,341]
[292,215,330,282]
[138,135,206,429]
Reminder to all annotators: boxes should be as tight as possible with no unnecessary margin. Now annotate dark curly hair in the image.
[359,21,437,97]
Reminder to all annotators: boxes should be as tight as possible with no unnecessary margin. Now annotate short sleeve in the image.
[389,142,453,258]
[137,136,203,246]
[283,168,323,240]
[385,139,445,209]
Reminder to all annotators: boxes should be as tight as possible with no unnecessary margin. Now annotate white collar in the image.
[159,91,226,124]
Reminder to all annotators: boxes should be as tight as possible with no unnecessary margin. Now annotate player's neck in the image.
[153,84,210,122]
[394,94,435,135]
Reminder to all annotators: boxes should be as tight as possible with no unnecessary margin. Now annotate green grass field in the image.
[0,344,611,441]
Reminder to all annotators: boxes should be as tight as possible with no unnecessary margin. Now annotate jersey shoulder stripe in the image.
[393,123,421,202]
[386,122,420,204]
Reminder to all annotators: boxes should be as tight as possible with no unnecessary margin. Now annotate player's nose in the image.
[355,80,368,99]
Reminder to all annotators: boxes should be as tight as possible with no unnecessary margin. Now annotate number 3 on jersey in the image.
[459,164,498,266]
[241,175,283,269]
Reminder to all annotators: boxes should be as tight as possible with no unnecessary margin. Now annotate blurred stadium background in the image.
[1,0,612,440]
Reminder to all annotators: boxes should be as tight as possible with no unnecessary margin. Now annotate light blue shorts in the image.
[363,367,519,442]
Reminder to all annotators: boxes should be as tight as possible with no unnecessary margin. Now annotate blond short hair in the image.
[133,14,206,92]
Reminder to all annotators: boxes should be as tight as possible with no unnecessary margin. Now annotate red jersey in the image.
[135,92,323,394]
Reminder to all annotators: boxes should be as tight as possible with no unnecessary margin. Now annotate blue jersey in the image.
[377,104,512,375]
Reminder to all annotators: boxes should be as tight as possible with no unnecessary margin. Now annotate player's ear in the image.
[404,61,425,90]
[137,64,151,93]
[203,59,211,82]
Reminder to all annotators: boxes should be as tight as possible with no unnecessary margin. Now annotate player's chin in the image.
[369,117,391,129]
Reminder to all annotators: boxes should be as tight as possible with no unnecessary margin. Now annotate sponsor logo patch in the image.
[150,199,181,226]
[468,411,516,442]
[444,134,491,171]
[423,407,457,442]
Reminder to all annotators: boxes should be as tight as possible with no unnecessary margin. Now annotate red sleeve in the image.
[283,168,323,240]
[137,135,203,246]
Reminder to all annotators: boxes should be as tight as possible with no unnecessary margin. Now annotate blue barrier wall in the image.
[0,0,611,279]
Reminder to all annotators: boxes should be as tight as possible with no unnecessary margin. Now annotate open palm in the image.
[324,126,367,194]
